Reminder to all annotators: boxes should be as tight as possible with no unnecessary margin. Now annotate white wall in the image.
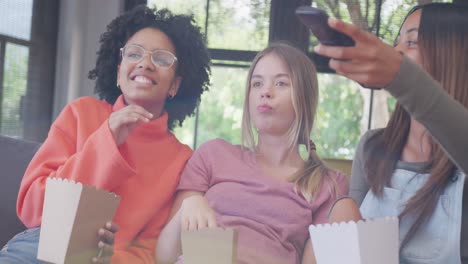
[53,0,124,118]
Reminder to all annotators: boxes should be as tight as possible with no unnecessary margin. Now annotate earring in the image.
[167,94,174,100]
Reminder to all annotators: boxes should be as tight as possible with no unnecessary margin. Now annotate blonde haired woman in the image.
[156,42,358,264]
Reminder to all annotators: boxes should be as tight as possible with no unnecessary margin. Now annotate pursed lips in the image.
[257,103,273,113]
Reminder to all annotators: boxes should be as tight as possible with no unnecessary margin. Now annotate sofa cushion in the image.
[0,135,40,247]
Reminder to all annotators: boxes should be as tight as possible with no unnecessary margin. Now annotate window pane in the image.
[310,0,450,143]
[307,0,377,48]
[207,0,270,51]
[197,66,247,146]
[309,0,449,47]
[380,0,451,44]
[314,74,366,159]
[174,66,248,148]
[173,113,196,147]
[1,43,29,137]
[368,89,392,130]
[0,0,33,40]
[147,0,207,34]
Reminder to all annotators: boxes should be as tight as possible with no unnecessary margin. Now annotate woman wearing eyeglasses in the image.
[0,5,210,264]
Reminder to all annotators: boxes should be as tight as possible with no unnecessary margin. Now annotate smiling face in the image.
[117,27,181,114]
[394,9,422,65]
[248,52,296,136]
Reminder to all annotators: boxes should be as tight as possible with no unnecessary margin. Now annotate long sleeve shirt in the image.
[17,95,192,263]
[350,56,468,262]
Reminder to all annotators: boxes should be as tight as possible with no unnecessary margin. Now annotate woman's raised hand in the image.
[314,18,403,88]
[180,195,218,231]
[109,105,153,145]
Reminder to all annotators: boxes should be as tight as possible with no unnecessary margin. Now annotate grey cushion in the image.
[0,135,40,247]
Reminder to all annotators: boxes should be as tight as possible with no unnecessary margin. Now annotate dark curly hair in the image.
[88,5,211,130]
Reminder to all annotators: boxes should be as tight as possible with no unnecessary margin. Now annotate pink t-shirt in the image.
[177,139,348,264]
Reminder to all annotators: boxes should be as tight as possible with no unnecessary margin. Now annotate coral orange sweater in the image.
[17,96,192,263]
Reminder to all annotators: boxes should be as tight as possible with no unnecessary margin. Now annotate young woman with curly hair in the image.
[0,5,210,264]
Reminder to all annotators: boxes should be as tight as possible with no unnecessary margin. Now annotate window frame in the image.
[0,0,59,141]
[146,0,463,158]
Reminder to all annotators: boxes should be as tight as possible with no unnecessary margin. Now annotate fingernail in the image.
[148,113,154,118]
[92,257,98,262]
[329,17,337,24]
[98,241,104,248]
[106,222,112,228]
[99,228,105,235]
[97,248,104,258]
[314,45,320,52]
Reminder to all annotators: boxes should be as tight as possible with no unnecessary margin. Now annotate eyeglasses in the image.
[120,44,178,68]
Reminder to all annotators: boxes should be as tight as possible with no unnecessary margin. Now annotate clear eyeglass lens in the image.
[124,45,144,62]
[152,51,174,68]
[123,45,175,68]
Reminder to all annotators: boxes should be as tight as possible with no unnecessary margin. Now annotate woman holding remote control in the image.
[315,3,468,263]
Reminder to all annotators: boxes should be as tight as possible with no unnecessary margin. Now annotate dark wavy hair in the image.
[88,5,211,130]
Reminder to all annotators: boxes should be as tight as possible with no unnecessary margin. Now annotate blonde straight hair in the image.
[241,42,338,201]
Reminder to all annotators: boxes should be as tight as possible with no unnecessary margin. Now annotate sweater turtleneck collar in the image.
[112,95,170,139]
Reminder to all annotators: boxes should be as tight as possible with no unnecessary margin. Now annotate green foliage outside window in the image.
[148,0,270,51]
[195,67,247,146]
[1,43,29,137]
[314,74,363,158]
[0,0,450,148]
[148,0,446,159]
[173,67,246,147]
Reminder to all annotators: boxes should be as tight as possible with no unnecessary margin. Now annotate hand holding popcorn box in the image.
[37,178,120,264]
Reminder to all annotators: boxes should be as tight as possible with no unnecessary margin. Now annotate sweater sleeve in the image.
[111,238,156,264]
[385,56,468,174]
[17,100,136,228]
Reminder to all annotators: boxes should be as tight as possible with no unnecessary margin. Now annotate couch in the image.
[323,158,353,177]
[0,134,353,248]
[0,135,40,247]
